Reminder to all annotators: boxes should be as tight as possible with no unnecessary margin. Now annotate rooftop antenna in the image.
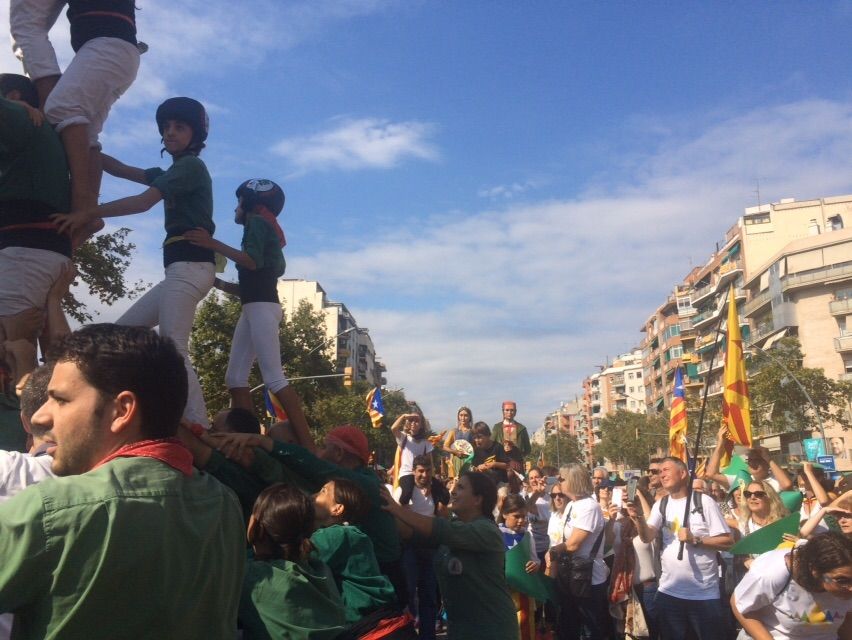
[755,178,762,209]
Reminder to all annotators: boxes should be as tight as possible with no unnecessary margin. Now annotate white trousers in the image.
[225,302,288,393]
[44,37,140,146]
[0,247,71,316]
[10,0,65,81]
[117,261,214,426]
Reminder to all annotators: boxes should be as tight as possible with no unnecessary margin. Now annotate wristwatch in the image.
[692,536,703,547]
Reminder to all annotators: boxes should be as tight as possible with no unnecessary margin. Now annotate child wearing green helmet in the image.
[53,97,215,428]
[183,178,314,452]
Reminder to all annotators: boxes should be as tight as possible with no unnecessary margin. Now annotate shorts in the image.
[10,0,65,81]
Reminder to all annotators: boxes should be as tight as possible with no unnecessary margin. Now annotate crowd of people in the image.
[2,4,852,640]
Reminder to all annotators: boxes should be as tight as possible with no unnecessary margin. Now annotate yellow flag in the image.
[721,283,752,457]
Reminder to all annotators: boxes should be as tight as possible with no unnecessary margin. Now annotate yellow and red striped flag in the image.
[721,283,752,466]
[365,387,384,429]
[669,367,688,461]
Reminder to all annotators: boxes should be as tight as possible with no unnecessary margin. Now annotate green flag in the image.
[730,513,800,555]
[505,533,556,601]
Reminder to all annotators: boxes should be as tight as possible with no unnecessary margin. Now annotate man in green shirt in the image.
[0,324,245,639]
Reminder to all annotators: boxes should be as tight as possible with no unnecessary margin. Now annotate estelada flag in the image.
[264,388,287,422]
[669,367,688,461]
[366,387,384,429]
[721,283,752,466]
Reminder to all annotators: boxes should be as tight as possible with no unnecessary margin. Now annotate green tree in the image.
[64,228,148,322]
[529,430,583,468]
[596,410,669,469]
[747,337,852,438]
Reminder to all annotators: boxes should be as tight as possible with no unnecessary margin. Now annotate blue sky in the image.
[5,1,852,431]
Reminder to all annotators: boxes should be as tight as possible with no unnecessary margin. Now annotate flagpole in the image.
[677,286,731,561]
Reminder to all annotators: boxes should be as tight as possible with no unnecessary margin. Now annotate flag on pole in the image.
[721,283,752,466]
[264,388,288,422]
[537,448,545,468]
[366,386,385,429]
[669,367,688,461]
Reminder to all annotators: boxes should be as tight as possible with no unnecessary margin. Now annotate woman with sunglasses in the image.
[735,480,789,570]
[732,531,852,639]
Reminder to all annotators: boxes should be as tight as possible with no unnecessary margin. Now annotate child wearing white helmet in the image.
[184,179,314,451]
[53,97,215,428]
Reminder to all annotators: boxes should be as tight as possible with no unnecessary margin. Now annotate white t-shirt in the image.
[562,496,608,586]
[393,484,435,517]
[394,433,433,477]
[734,547,852,639]
[548,509,568,548]
[0,451,54,502]
[647,492,731,600]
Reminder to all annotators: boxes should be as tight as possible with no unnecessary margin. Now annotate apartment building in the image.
[277,279,387,387]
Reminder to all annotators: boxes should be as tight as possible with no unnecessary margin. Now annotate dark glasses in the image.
[649,469,660,475]
[550,492,566,499]
[743,491,767,499]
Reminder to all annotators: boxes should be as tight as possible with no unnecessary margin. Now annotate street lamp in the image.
[306,326,357,357]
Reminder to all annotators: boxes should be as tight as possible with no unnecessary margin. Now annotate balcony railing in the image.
[783,262,852,292]
[830,298,852,316]
[835,335,852,353]
[743,289,772,317]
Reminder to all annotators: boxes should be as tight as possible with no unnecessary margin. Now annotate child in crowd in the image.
[184,178,313,450]
[499,494,540,640]
[390,408,433,506]
[241,483,347,639]
[54,97,215,426]
[11,0,141,213]
[312,478,416,638]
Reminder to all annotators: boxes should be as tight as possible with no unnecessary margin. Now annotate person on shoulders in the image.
[706,426,793,493]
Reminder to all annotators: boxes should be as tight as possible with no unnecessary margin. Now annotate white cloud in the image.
[272,117,439,174]
[478,180,542,199]
[287,98,852,426]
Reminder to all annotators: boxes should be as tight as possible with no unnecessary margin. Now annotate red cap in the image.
[326,425,370,465]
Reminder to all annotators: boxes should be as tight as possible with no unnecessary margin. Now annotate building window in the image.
[628,372,634,379]
[630,400,636,408]
[638,385,644,392]
[828,215,844,231]
[744,213,771,225]
[836,287,852,301]
[636,371,642,379]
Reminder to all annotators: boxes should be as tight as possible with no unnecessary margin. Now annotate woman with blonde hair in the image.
[735,479,789,570]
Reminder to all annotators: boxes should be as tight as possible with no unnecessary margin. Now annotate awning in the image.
[763,328,788,350]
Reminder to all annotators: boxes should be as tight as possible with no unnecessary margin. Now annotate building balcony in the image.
[690,282,715,307]
[783,262,852,292]
[743,289,772,317]
[830,298,852,316]
[692,288,747,330]
[835,335,852,353]
[612,374,625,387]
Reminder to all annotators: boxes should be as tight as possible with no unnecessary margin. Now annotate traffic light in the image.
[343,366,354,387]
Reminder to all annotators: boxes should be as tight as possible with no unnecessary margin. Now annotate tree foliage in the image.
[747,337,852,438]
[529,430,583,469]
[64,228,148,323]
[596,410,669,469]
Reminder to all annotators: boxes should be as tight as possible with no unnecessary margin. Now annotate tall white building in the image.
[276,279,387,387]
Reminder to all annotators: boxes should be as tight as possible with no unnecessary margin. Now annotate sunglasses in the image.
[822,574,852,589]
[743,491,767,499]
[550,492,566,499]
[649,469,660,475]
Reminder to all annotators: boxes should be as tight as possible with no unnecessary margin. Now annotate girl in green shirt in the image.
[240,483,347,640]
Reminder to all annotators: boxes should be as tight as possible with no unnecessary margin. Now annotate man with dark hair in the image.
[647,457,664,498]
[0,324,245,639]
[628,456,734,640]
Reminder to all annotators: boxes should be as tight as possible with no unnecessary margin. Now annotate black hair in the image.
[0,74,38,108]
[500,493,528,516]
[250,483,315,562]
[459,471,498,519]
[472,422,491,438]
[19,364,53,422]
[330,477,369,525]
[47,324,187,439]
[793,531,852,593]
[412,454,432,471]
[221,407,260,434]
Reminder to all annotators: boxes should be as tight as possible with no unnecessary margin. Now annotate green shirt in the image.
[0,394,26,453]
[0,457,245,640]
[0,97,69,214]
[145,155,215,265]
[430,516,519,640]
[269,441,402,563]
[238,215,286,304]
[311,525,397,623]
[239,557,347,640]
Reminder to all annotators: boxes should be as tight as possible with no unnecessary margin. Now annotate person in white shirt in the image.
[395,454,447,640]
[732,531,852,640]
[628,456,734,640]
[706,426,793,494]
[390,410,433,507]
[547,463,612,639]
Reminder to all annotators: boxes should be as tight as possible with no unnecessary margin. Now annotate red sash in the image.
[258,211,286,248]
[95,438,193,476]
